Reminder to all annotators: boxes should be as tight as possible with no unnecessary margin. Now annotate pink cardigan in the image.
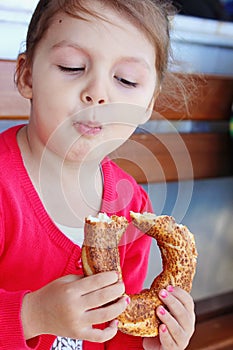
[0,126,152,350]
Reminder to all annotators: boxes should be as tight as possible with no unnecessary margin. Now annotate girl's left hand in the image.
[143,286,195,350]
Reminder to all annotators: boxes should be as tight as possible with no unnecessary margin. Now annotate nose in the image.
[82,94,106,105]
[81,80,107,105]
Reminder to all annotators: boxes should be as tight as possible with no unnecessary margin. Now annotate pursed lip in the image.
[73,121,103,136]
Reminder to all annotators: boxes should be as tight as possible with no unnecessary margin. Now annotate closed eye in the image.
[114,76,138,88]
[58,65,85,73]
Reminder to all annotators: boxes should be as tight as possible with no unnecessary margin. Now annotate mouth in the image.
[73,121,103,136]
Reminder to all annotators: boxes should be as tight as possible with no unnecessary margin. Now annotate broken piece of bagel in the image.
[82,213,128,279]
[81,211,197,337]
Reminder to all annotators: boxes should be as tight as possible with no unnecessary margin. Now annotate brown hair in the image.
[18,0,195,113]
[20,0,175,84]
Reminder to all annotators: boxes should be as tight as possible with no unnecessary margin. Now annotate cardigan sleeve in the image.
[0,196,40,349]
[0,289,41,349]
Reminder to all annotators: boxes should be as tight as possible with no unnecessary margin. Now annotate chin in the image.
[64,145,104,164]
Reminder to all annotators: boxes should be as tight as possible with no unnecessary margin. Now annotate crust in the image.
[81,212,197,337]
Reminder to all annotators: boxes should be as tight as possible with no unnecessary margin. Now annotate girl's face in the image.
[20,2,157,162]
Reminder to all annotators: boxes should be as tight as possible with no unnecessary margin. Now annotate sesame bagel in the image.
[81,212,197,337]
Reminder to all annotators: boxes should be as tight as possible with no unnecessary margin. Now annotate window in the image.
[0,1,37,59]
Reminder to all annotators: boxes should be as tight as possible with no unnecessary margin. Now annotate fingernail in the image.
[125,296,131,305]
[167,285,174,292]
[159,306,166,316]
[161,324,167,333]
[160,289,168,298]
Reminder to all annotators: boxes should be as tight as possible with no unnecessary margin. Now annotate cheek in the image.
[32,81,76,123]
[106,124,135,144]
[32,66,77,112]
[122,86,155,112]
[140,74,157,106]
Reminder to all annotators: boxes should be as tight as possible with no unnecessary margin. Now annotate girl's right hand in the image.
[21,272,127,343]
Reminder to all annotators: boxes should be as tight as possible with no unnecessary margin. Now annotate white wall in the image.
[144,177,233,301]
[0,2,233,75]
[170,15,233,75]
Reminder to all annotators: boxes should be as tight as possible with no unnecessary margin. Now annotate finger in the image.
[156,305,182,345]
[157,290,195,349]
[166,286,195,313]
[82,319,119,343]
[83,280,125,310]
[84,295,130,325]
[158,319,191,350]
[158,323,177,350]
[78,271,119,295]
[158,287,194,331]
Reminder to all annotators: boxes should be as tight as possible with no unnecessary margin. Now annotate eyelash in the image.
[58,66,138,88]
[114,76,138,88]
[58,65,85,73]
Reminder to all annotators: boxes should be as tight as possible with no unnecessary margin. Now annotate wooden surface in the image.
[1,59,232,182]
[111,133,232,182]
[187,291,233,350]
[187,313,233,350]
[153,74,233,121]
[0,60,30,117]
[1,60,233,121]
[195,291,233,323]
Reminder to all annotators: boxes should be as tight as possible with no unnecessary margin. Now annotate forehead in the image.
[58,0,146,35]
[39,5,155,62]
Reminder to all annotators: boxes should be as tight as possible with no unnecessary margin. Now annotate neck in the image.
[17,125,104,227]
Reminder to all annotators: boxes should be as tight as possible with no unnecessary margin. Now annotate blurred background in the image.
[0,1,232,349]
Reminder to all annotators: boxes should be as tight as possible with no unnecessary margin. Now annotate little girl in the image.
[0,0,195,349]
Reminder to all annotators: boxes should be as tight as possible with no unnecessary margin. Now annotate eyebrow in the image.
[51,40,152,71]
[118,57,151,71]
[50,40,83,52]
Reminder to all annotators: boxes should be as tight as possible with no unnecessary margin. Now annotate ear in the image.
[142,95,156,123]
[148,96,155,112]
[16,54,33,100]
[142,85,161,124]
